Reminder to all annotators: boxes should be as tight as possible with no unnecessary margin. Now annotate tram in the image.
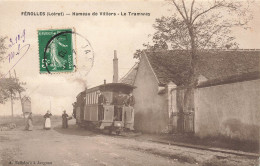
[73,82,135,134]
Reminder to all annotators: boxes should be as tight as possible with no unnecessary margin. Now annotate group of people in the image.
[97,91,135,107]
[24,110,72,131]
[112,92,135,121]
[97,91,135,121]
[114,92,135,107]
[24,91,134,130]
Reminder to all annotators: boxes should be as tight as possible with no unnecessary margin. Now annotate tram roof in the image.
[85,83,136,93]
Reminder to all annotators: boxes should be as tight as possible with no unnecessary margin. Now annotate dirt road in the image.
[0,119,258,166]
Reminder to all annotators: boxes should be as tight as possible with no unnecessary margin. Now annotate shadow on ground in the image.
[53,124,98,137]
[158,133,260,154]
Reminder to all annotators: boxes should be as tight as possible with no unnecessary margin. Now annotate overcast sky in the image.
[0,0,259,116]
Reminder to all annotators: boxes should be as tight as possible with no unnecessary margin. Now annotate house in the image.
[120,49,260,142]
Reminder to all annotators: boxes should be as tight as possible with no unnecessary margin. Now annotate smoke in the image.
[71,77,88,90]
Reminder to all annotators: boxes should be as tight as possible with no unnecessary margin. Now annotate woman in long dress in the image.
[44,111,52,130]
[25,112,33,131]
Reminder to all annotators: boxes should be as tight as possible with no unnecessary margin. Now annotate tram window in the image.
[92,92,94,104]
[92,92,95,104]
[94,92,97,104]
[92,93,94,104]
[90,93,93,104]
[93,92,95,104]
[89,93,91,104]
[96,92,98,104]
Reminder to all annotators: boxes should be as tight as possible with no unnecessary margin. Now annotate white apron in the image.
[45,118,51,129]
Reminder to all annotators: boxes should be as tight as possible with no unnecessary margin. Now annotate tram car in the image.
[73,82,135,134]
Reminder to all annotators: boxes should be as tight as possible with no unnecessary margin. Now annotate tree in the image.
[135,0,253,132]
[0,36,25,104]
[0,77,25,104]
[0,36,7,62]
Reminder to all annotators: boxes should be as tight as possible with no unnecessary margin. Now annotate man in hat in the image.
[126,93,135,107]
[62,110,69,129]
[97,90,106,120]
[113,91,126,121]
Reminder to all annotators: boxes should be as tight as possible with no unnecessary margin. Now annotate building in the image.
[22,96,31,115]
[120,49,260,142]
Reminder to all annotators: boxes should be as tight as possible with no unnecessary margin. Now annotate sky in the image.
[0,0,259,116]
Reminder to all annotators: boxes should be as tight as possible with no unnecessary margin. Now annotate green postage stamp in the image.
[38,29,74,73]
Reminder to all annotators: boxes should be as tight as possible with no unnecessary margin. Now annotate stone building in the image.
[120,49,260,142]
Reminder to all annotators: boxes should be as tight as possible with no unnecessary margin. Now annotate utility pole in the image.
[49,97,51,112]
[9,71,14,118]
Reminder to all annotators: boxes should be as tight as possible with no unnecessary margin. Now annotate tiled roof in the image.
[119,63,139,85]
[145,50,260,86]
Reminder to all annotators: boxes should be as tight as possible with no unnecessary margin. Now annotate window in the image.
[90,93,93,104]
[87,93,90,105]
[96,92,99,104]
[94,91,97,104]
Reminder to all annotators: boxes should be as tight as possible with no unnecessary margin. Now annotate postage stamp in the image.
[38,29,74,73]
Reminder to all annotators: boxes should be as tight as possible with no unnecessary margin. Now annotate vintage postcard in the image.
[0,0,259,166]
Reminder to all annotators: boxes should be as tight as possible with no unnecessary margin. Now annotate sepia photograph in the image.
[0,0,259,165]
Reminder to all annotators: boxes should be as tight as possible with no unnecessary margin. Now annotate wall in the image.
[133,55,168,133]
[194,79,260,142]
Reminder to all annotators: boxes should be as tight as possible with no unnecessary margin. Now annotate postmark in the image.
[38,29,74,73]
[71,32,95,78]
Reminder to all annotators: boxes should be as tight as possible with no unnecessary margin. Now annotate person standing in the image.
[62,110,69,129]
[43,110,52,130]
[113,91,125,121]
[25,112,33,131]
[127,93,135,107]
[97,90,106,120]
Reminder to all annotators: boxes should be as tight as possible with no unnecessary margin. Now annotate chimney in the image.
[113,50,118,83]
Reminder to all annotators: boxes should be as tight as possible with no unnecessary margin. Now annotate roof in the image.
[22,96,31,103]
[99,83,136,89]
[85,83,136,93]
[198,71,260,88]
[119,63,139,85]
[121,49,260,86]
[145,49,260,86]
[76,91,86,98]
